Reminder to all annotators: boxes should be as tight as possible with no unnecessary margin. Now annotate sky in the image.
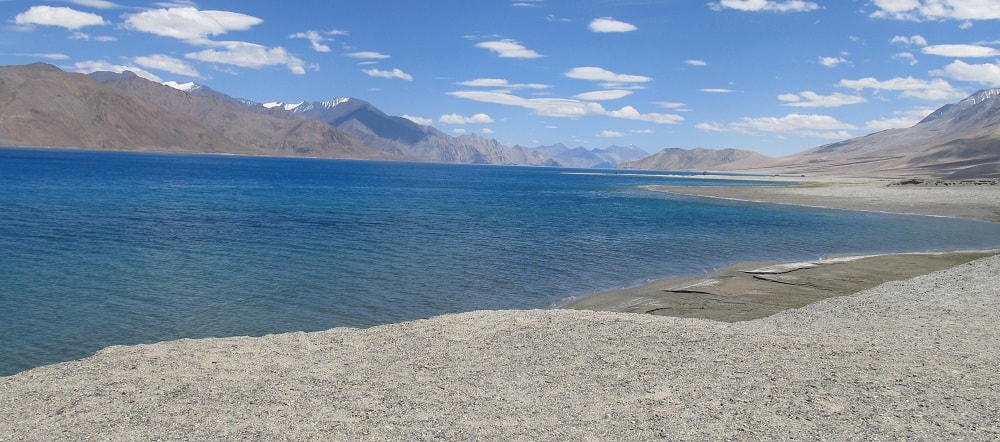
[2,0,1000,157]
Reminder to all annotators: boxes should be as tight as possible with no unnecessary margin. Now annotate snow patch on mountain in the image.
[162,81,198,92]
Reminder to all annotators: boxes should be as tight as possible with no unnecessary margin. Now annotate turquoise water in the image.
[2,148,999,375]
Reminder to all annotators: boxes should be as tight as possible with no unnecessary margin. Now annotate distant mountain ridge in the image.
[1,63,998,177]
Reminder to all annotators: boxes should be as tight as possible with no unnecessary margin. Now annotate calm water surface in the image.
[2,148,999,375]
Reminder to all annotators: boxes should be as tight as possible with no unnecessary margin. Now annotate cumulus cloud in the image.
[932,60,1000,87]
[362,68,413,81]
[710,0,820,13]
[447,90,683,124]
[402,115,433,126]
[565,66,651,88]
[345,51,390,59]
[124,7,262,42]
[14,6,108,30]
[439,113,495,124]
[778,91,866,107]
[588,17,637,33]
[893,52,919,65]
[573,90,633,101]
[871,0,1000,21]
[474,39,543,58]
[838,76,967,100]
[922,44,1000,58]
[133,54,200,77]
[72,60,162,82]
[890,34,928,46]
[186,41,306,74]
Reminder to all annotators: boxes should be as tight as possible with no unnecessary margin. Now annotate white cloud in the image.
[72,60,163,82]
[474,39,543,58]
[345,51,390,59]
[890,34,928,46]
[133,54,200,77]
[838,76,967,100]
[15,53,70,60]
[778,91,866,107]
[893,52,919,65]
[700,88,734,93]
[452,128,467,134]
[685,59,708,67]
[124,7,262,43]
[362,68,413,81]
[447,90,683,124]
[599,130,625,137]
[922,44,1000,58]
[402,115,433,126]
[68,0,118,8]
[700,113,856,139]
[654,101,689,111]
[482,128,495,134]
[290,30,333,53]
[871,0,1000,21]
[457,78,549,91]
[632,129,655,134]
[710,0,820,13]
[14,6,108,30]
[819,56,848,68]
[865,108,935,131]
[186,42,306,74]
[588,17,637,33]
[933,60,1000,86]
[573,90,633,101]
[439,113,495,124]
[565,66,652,88]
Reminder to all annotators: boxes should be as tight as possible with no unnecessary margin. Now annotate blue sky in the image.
[3,0,1000,157]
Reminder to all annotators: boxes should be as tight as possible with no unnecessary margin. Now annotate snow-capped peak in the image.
[962,88,1000,106]
[262,101,305,111]
[290,97,350,113]
[163,81,198,92]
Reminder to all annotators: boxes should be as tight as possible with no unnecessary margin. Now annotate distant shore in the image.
[565,177,1000,318]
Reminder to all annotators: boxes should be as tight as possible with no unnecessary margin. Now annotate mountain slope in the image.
[282,98,553,165]
[621,147,775,171]
[92,72,384,160]
[534,144,649,168]
[760,89,1000,178]
[0,63,240,152]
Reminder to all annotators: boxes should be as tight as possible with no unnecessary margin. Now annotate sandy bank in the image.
[647,177,1000,222]
[2,255,998,440]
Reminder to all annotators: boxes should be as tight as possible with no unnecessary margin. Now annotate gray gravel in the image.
[2,255,998,441]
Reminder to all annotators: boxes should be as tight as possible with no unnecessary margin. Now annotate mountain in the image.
[620,148,775,171]
[757,89,1000,178]
[91,70,383,160]
[0,63,238,152]
[533,144,649,168]
[272,97,554,165]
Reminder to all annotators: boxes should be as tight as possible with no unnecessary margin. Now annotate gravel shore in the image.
[2,254,998,440]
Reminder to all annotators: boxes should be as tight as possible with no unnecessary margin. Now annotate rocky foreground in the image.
[2,254,998,440]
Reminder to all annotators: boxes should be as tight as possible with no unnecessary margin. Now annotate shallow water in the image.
[2,148,999,375]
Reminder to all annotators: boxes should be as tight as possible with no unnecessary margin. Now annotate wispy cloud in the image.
[922,44,1000,58]
[475,39,543,58]
[124,7,262,43]
[599,130,625,137]
[565,66,651,89]
[448,90,683,124]
[186,42,307,74]
[402,115,433,126]
[345,51,390,60]
[133,54,200,77]
[573,90,633,101]
[931,60,1000,87]
[362,68,413,81]
[439,113,495,124]
[685,59,708,67]
[778,91,866,107]
[700,113,856,139]
[838,76,966,100]
[710,0,820,13]
[290,30,342,53]
[588,17,637,33]
[15,53,70,60]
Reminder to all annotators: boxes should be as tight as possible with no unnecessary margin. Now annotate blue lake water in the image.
[2,148,999,375]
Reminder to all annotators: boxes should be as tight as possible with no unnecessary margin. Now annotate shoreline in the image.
[565,178,999,319]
